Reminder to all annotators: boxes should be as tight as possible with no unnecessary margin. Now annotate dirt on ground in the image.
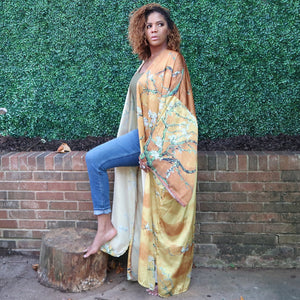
[0,133,299,153]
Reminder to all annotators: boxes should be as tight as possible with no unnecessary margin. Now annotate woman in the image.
[84,3,198,297]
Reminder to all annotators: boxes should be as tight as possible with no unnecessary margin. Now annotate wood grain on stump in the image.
[37,227,108,292]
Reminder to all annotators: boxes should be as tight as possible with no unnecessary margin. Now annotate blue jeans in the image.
[85,129,140,215]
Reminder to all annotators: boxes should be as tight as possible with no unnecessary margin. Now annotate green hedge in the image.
[1,0,299,140]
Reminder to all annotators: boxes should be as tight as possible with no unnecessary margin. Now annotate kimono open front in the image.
[101,49,198,297]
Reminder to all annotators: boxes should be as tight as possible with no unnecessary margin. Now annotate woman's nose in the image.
[151,25,157,32]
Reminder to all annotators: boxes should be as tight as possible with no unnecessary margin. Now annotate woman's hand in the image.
[139,157,151,173]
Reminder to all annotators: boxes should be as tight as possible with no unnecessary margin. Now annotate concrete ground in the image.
[0,255,299,300]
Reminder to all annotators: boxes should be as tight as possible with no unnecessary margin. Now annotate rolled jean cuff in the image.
[94,208,111,215]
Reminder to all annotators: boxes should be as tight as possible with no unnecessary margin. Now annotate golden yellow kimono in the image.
[101,49,198,297]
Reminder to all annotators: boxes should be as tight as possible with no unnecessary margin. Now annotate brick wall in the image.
[0,151,299,268]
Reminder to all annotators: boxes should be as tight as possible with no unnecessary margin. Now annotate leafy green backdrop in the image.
[1,0,299,140]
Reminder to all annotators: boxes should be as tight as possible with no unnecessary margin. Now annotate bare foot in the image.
[83,213,117,258]
[83,227,117,258]
[146,285,159,296]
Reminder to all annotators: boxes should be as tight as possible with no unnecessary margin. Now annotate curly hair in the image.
[128,3,181,60]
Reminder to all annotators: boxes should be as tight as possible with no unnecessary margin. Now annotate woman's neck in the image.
[149,44,167,60]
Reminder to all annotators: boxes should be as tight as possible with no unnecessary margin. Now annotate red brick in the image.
[216,152,227,170]
[226,152,237,171]
[248,192,280,202]
[197,171,215,181]
[19,220,46,229]
[27,152,40,170]
[0,172,4,180]
[0,211,7,218]
[47,220,76,229]
[37,152,53,170]
[264,223,296,234]
[1,153,10,170]
[278,234,300,244]
[200,223,232,233]
[3,230,32,239]
[78,202,93,211]
[248,153,258,170]
[280,193,300,202]
[248,171,280,182]
[62,172,89,181]
[72,152,87,171]
[54,154,64,171]
[109,182,114,190]
[33,171,61,181]
[8,191,35,200]
[77,182,90,191]
[281,171,300,182]
[0,181,19,191]
[62,152,76,171]
[49,201,78,210]
[5,171,32,181]
[9,210,36,219]
[47,182,76,191]
[207,152,217,170]
[21,201,48,210]
[194,233,211,244]
[237,153,247,171]
[264,202,299,213]
[17,239,41,249]
[0,200,19,209]
[231,182,264,192]
[76,221,97,229]
[216,172,247,182]
[249,213,280,222]
[230,203,263,212]
[258,154,268,170]
[200,202,231,212]
[10,153,20,171]
[197,152,208,170]
[65,211,94,220]
[231,223,264,233]
[217,212,251,222]
[198,212,216,222]
[3,230,32,238]
[196,192,215,202]
[19,181,47,191]
[107,169,115,181]
[215,192,247,202]
[0,220,18,228]
[280,213,300,223]
[44,152,57,170]
[65,191,91,201]
[198,182,231,192]
[36,191,64,201]
[268,154,279,170]
[0,191,7,200]
[264,182,299,192]
[18,153,30,171]
[36,211,64,219]
[32,230,48,239]
[279,154,300,170]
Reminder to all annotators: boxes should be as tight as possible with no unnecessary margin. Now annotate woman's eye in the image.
[146,24,152,29]
[158,22,164,27]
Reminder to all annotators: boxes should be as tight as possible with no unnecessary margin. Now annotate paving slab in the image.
[0,255,299,300]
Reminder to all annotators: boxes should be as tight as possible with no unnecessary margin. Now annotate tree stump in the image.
[37,227,108,292]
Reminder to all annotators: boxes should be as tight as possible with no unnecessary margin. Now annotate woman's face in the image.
[145,12,169,49]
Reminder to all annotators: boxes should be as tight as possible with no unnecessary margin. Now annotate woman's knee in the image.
[85,148,101,169]
[85,149,94,165]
